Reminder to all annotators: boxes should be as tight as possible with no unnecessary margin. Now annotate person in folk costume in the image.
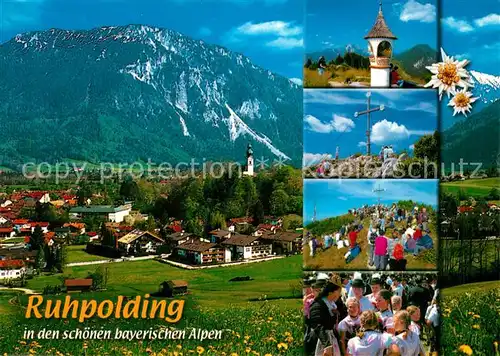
[305,280,326,319]
[365,275,383,305]
[308,275,344,356]
[393,310,426,356]
[338,297,361,356]
[346,310,399,356]
[304,280,327,355]
[391,295,403,313]
[425,298,440,355]
[350,278,375,312]
[375,289,395,335]
[406,305,422,337]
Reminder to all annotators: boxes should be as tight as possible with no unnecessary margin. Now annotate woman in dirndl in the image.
[308,281,342,356]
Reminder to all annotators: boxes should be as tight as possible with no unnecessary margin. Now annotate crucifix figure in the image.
[354,91,385,155]
[373,183,386,206]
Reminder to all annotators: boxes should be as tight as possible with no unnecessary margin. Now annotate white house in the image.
[175,241,231,264]
[0,267,26,280]
[69,204,132,223]
[222,235,272,260]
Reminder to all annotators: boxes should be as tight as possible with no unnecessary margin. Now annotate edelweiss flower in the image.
[425,48,474,98]
[448,89,478,116]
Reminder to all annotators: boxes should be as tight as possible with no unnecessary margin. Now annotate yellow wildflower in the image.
[196,346,205,354]
[472,324,480,329]
[458,345,473,355]
[277,343,288,350]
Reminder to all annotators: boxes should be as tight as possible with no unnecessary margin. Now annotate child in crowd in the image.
[393,310,426,356]
[347,310,398,356]
[338,297,361,356]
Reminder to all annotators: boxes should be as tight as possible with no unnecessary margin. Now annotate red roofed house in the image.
[0,227,15,238]
[63,222,86,234]
[31,222,49,234]
[27,192,51,203]
[0,259,26,281]
[458,206,473,213]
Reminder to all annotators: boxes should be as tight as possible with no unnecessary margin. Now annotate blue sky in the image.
[0,0,304,81]
[303,89,437,165]
[306,0,437,53]
[304,179,438,224]
[440,0,500,130]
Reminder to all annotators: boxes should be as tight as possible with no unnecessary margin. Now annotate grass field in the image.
[0,237,26,244]
[0,256,303,355]
[441,280,500,355]
[303,216,437,270]
[65,245,111,264]
[441,178,500,198]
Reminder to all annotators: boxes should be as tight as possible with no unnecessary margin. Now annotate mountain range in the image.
[441,100,500,169]
[0,25,302,170]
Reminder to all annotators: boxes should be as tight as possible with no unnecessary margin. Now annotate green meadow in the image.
[0,256,303,355]
[441,178,500,198]
[441,281,500,356]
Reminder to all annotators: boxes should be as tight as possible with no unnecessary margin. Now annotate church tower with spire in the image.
[365,0,397,87]
[243,143,254,176]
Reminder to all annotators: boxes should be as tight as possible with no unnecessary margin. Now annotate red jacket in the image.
[348,231,357,248]
[391,70,400,85]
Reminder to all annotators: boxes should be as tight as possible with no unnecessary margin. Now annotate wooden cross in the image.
[354,91,385,155]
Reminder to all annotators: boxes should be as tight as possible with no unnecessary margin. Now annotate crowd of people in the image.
[307,204,434,270]
[303,272,439,356]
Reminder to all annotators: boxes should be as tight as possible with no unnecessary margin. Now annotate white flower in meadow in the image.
[448,89,478,117]
[425,48,474,98]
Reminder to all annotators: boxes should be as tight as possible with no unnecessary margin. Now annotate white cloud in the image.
[236,21,302,37]
[303,153,331,166]
[304,115,334,133]
[409,144,415,150]
[332,115,355,132]
[226,20,303,50]
[442,17,475,33]
[399,0,436,23]
[304,90,366,105]
[338,196,348,201]
[403,101,436,114]
[266,37,303,49]
[304,114,355,134]
[474,13,500,27]
[289,77,303,85]
[358,141,367,148]
[371,120,410,143]
[199,27,212,36]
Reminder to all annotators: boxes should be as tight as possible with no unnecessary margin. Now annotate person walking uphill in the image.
[308,282,343,356]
